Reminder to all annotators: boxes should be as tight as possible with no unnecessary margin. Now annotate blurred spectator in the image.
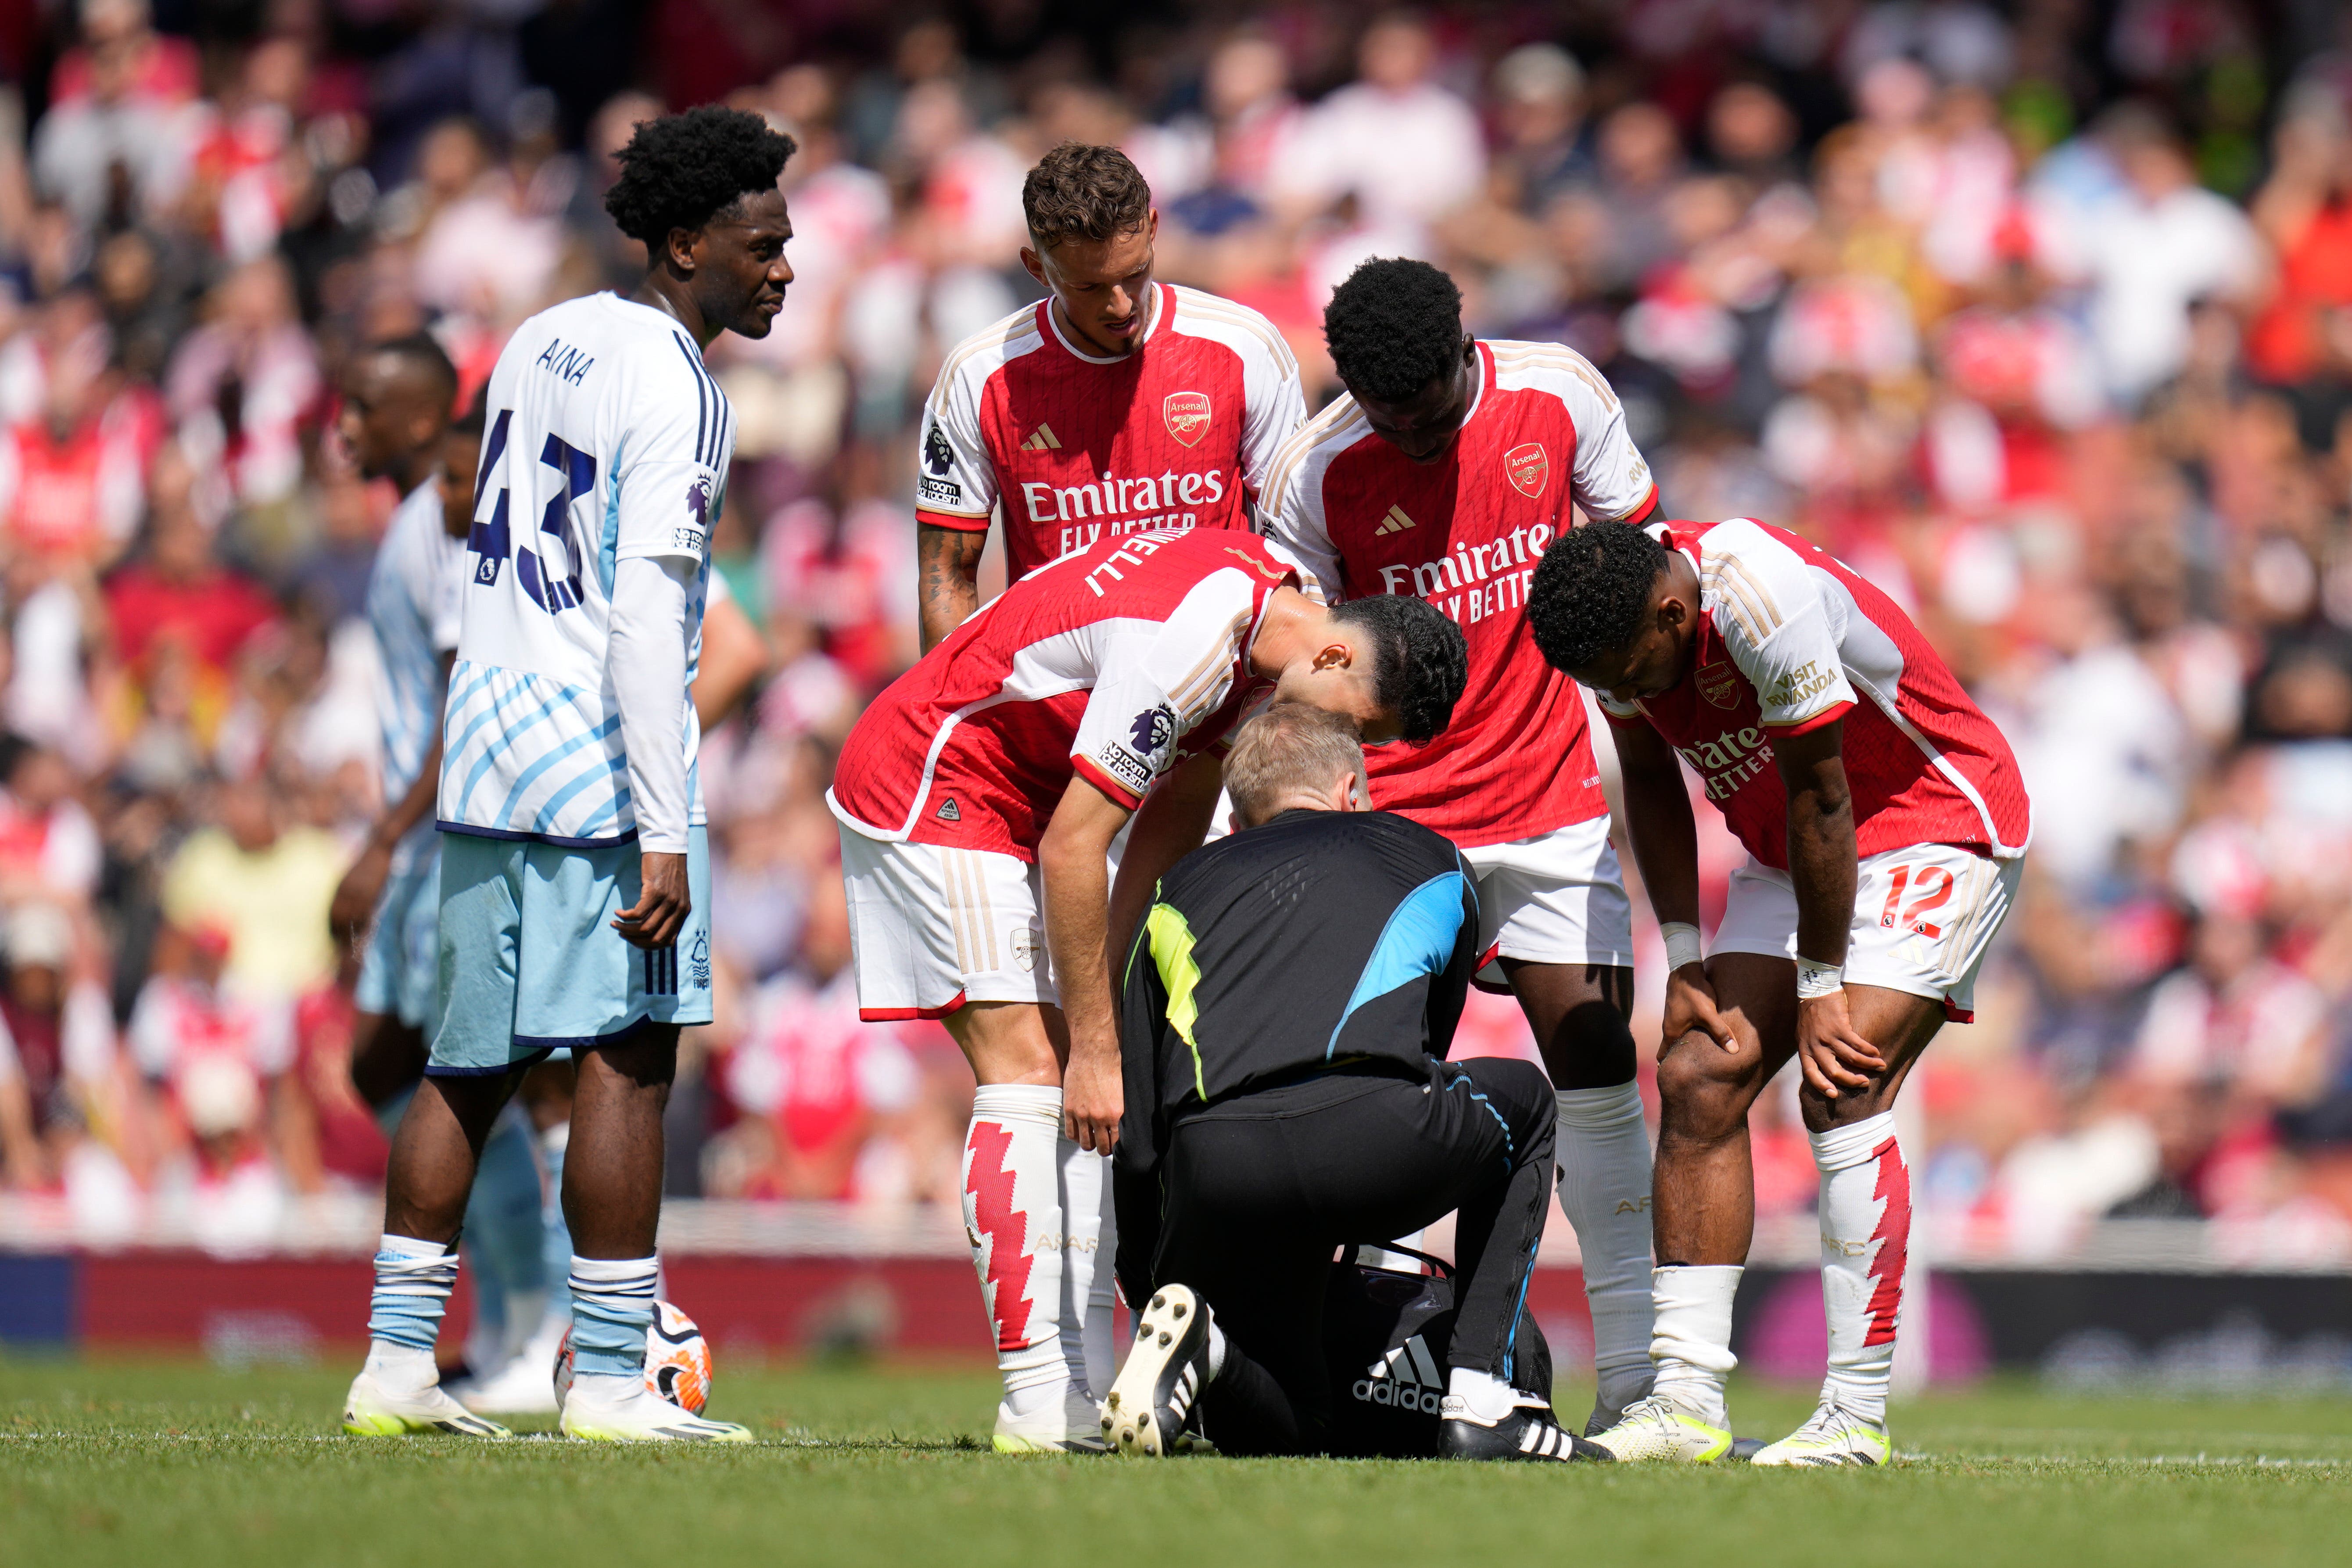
[2074,105,2261,406]
[1272,13,1484,240]
[158,777,342,1005]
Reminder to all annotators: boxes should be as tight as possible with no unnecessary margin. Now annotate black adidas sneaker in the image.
[1440,1403,1610,1463]
[1101,1284,1213,1457]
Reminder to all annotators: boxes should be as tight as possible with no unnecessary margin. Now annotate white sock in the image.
[1445,1366,1519,1425]
[1057,1136,1118,1401]
[964,1084,1071,1420]
[1204,1317,1227,1381]
[362,1340,440,1396]
[1554,1084,1656,1412]
[1812,1112,1906,1426]
[1649,1264,1740,1427]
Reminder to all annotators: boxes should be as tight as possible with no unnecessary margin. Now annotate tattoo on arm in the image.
[918,524,987,653]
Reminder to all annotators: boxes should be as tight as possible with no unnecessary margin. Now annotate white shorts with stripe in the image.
[838,825,1056,1020]
[1456,814,1635,985]
[1710,843,2021,1021]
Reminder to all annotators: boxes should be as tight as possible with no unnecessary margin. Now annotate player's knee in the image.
[1653,1040,1755,1135]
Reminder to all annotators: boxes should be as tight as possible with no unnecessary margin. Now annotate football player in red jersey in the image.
[832,527,1466,1451]
[914,143,1305,650]
[1258,259,1663,1435]
[1527,519,2031,1467]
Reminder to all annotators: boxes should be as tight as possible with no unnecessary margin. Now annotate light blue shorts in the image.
[428,825,713,1076]
[355,841,441,1030]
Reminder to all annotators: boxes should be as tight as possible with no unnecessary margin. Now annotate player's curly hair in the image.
[604,106,797,247]
[1022,143,1151,249]
[1323,258,1466,403]
[1332,595,1469,746]
[1526,521,1670,672]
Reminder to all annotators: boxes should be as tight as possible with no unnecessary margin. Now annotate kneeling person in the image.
[1106,705,1596,1462]
[1528,519,2031,1466]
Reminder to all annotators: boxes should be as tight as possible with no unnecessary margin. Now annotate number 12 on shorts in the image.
[1878,863,1954,939]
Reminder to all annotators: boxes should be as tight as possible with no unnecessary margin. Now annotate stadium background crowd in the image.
[0,0,2349,1266]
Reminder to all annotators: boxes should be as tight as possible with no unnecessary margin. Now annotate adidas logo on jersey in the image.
[1352,1334,1446,1413]
[936,797,961,822]
[1020,425,1063,452]
[1373,504,1416,536]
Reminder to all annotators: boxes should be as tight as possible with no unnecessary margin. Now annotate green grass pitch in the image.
[4,1354,2348,1567]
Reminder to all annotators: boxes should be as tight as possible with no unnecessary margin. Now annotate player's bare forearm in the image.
[1774,721,1856,970]
[918,524,987,653]
[1615,720,1736,1050]
[1613,721,1703,927]
[694,589,770,729]
[1107,751,1222,954]
[330,728,444,944]
[1774,721,1882,1095]
[1040,775,1133,1152]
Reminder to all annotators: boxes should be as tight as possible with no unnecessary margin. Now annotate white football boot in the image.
[1748,1400,1892,1467]
[342,1369,511,1438]
[992,1385,1110,1453]
[1582,1392,1734,1462]
[559,1374,752,1442]
[1101,1285,1214,1457]
[455,1313,568,1415]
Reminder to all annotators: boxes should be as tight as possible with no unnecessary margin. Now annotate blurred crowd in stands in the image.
[0,0,2350,1259]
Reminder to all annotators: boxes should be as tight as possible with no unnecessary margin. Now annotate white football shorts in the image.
[1710,842,2022,1021]
[839,826,1056,1020]
[1456,813,1636,983]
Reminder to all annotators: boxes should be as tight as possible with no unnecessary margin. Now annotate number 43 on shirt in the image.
[467,408,599,614]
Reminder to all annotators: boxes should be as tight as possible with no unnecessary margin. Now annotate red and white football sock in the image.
[963,1085,1070,1419]
[1554,1084,1656,1413]
[1057,1136,1117,1401]
[1811,1111,1907,1426]
[1648,1264,1740,1427]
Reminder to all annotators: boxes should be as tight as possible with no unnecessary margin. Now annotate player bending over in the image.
[1258,258,1663,1432]
[913,142,1304,650]
[1527,519,2030,1466]
[1107,704,1595,1463]
[830,527,1466,1451]
[342,105,795,1443]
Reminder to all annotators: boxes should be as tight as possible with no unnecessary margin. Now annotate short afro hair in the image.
[367,331,459,417]
[1323,258,1466,403]
[1526,522,1671,673]
[1331,594,1469,745]
[604,105,797,247]
[1022,142,1151,249]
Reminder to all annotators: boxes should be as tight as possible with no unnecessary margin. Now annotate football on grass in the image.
[552,1300,713,1415]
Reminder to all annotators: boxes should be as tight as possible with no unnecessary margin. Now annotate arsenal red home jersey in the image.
[915,283,1305,582]
[828,529,1299,861]
[1258,340,1659,847]
[1599,518,2033,870]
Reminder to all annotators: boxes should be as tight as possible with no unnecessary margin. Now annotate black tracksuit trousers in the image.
[1147,1055,1557,1457]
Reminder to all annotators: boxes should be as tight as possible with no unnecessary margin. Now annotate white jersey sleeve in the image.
[1488,340,1658,523]
[1696,518,1857,733]
[428,519,464,656]
[915,341,1001,526]
[1069,567,1259,809]
[612,340,731,566]
[1253,399,1372,606]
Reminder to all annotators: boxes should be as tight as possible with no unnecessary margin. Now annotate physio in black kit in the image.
[1104,703,1600,1462]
